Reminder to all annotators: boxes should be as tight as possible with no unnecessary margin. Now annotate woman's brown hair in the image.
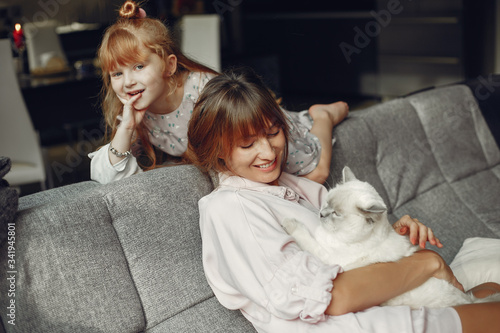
[187,68,290,173]
[98,0,218,170]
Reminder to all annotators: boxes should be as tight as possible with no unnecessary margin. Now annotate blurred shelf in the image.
[246,11,374,20]
[380,55,461,65]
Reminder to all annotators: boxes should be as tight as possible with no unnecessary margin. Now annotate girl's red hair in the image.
[98,0,218,170]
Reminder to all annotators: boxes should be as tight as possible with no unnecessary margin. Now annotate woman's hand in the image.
[417,250,465,292]
[392,215,443,249]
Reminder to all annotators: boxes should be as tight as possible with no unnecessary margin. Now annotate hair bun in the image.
[119,1,141,19]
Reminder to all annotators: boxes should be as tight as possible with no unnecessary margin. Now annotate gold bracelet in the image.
[109,145,131,157]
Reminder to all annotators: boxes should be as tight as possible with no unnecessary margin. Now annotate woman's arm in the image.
[326,249,461,316]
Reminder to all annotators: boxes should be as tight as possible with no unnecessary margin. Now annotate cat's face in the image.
[319,169,387,243]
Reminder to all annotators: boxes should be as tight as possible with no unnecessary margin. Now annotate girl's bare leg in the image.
[304,101,349,184]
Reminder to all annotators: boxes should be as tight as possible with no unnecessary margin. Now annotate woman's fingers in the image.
[426,227,443,248]
[398,226,409,235]
[399,215,423,246]
[450,276,465,292]
[394,215,443,249]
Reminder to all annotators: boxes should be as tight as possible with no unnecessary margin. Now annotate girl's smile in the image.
[127,89,145,97]
[110,50,170,113]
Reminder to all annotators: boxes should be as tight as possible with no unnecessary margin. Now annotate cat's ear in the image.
[359,201,387,224]
[342,166,357,183]
[359,196,387,214]
[360,204,386,214]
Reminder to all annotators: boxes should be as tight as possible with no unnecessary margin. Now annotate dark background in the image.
[1,0,498,191]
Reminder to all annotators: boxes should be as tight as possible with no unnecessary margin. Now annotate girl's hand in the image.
[393,215,443,249]
[117,93,147,131]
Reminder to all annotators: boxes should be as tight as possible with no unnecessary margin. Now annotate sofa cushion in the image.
[101,165,225,330]
[147,297,255,332]
[329,84,500,263]
[409,85,500,182]
[329,95,442,214]
[0,193,145,332]
[392,179,499,262]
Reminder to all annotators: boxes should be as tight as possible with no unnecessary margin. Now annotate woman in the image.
[187,69,500,332]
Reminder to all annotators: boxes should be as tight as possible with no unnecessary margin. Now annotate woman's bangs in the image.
[101,29,148,72]
[230,101,281,143]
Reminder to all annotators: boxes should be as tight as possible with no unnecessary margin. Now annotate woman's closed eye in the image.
[266,126,280,137]
[240,140,255,149]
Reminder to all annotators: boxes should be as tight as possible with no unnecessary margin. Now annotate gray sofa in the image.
[1,82,499,332]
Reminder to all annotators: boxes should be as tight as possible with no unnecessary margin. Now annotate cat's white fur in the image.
[282,166,499,309]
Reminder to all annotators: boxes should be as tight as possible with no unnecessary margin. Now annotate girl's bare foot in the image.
[309,101,349,128]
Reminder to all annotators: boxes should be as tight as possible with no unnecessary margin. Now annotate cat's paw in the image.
[282,218,299,234]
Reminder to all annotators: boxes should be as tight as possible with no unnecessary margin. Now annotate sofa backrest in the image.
[329,84,500,210]
[328,84,500,262]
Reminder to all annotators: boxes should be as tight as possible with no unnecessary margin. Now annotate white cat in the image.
[282,166,500,309]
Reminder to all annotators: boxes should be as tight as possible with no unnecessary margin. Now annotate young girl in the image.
[186,69,500,333]
[88,0,217,184]
[89,0,348,185]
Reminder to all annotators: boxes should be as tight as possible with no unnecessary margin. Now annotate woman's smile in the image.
[256,158,277,170]
[226,125,285,185]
